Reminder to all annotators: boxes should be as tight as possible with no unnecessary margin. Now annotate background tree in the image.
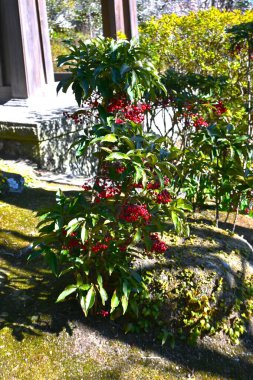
[46,0,102,36]
[137,0,253,21]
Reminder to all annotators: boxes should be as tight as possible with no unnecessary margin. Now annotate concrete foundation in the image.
[0,84,96,176]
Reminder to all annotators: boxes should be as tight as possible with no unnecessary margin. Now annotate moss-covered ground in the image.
[1,161,253,379]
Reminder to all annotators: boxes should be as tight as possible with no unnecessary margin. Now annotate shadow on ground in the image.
[0,234,253,379]
[1,187,253,379]
[190,212,253,246]
[2,186,80,212]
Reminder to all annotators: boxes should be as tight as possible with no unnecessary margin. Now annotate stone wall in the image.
[0,117,97,177]
[38,118,97,176]
[0,121,40,162]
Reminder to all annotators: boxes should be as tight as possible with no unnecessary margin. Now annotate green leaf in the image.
[99,287,108,306]
[130,270,142,283]
[120,63,131,76]
[133,166,144,184]
[121,295,129,315]
[80,294,86,314]
[120,136,135,149]
[105,152,130,161]
[97,274,103,288]
[171,211,180,231]
[131,70,138,87]
[76,273,83,287]
[123,281,130,297]
[111,67,120,84]
[59,266,75,277]
[67,217,85,236]
[155,136,166,144]
[91,134,118,145]
[79,284,91,291]
[39,222,55,233]
[45,251,58,276]
[79,78,90,97]
[161,329,170,346]
[85,287,96,314]
[91,214,99,227]
[57,55,72,67]
[72,81,83,106]
[154,168,164,188]
[27,249,44,261]
[146,153,158,165]
[56,285,77,302]
[81,223,88,244]
[101,134,118,143]
[98,105,108,124]
[110,290,120,312]
[174,198,192,211]
[108,264,115,276]
[133,228,142,243]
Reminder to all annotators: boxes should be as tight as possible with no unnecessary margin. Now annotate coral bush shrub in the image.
[32,27,253,344]
[33,37,191,320]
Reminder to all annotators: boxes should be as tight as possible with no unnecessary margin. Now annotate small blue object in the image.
[2,171,25,193]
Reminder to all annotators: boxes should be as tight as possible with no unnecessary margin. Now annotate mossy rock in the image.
[136,224,253,346]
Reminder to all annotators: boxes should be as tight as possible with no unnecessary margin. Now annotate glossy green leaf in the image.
[110,290,120,312]
[105,152,130,161]
[81,223,88,244]
[56,285,77,302]
[121,295,129,315]
[85,287,96,313]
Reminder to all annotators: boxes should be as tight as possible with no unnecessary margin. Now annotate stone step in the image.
[0,84,96,175]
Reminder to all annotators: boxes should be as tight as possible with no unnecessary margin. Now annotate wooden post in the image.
[123,0,138,39]
[0,0,54,101]
[101,0,138,40]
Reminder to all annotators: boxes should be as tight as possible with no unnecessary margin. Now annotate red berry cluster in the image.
[97,310,109,317]
[104,235,112,243]
[62,232,88,252]
[147,177,170,190]
[147,181,160,190]
[156,189,172,204]
[132,182,144,189]
[193,116,209,129]
[115,165,126,174]
[82,177,121,200]
[119,204,151,223]
[107,97,151,124]
[91,242,109,253]
[102,163,126,175]
[119,245,128,252]
[97,186,121,199]
[213,101,227,116]
[66,238,80,249]
[82,182,92,191]
[150,233,167,253]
